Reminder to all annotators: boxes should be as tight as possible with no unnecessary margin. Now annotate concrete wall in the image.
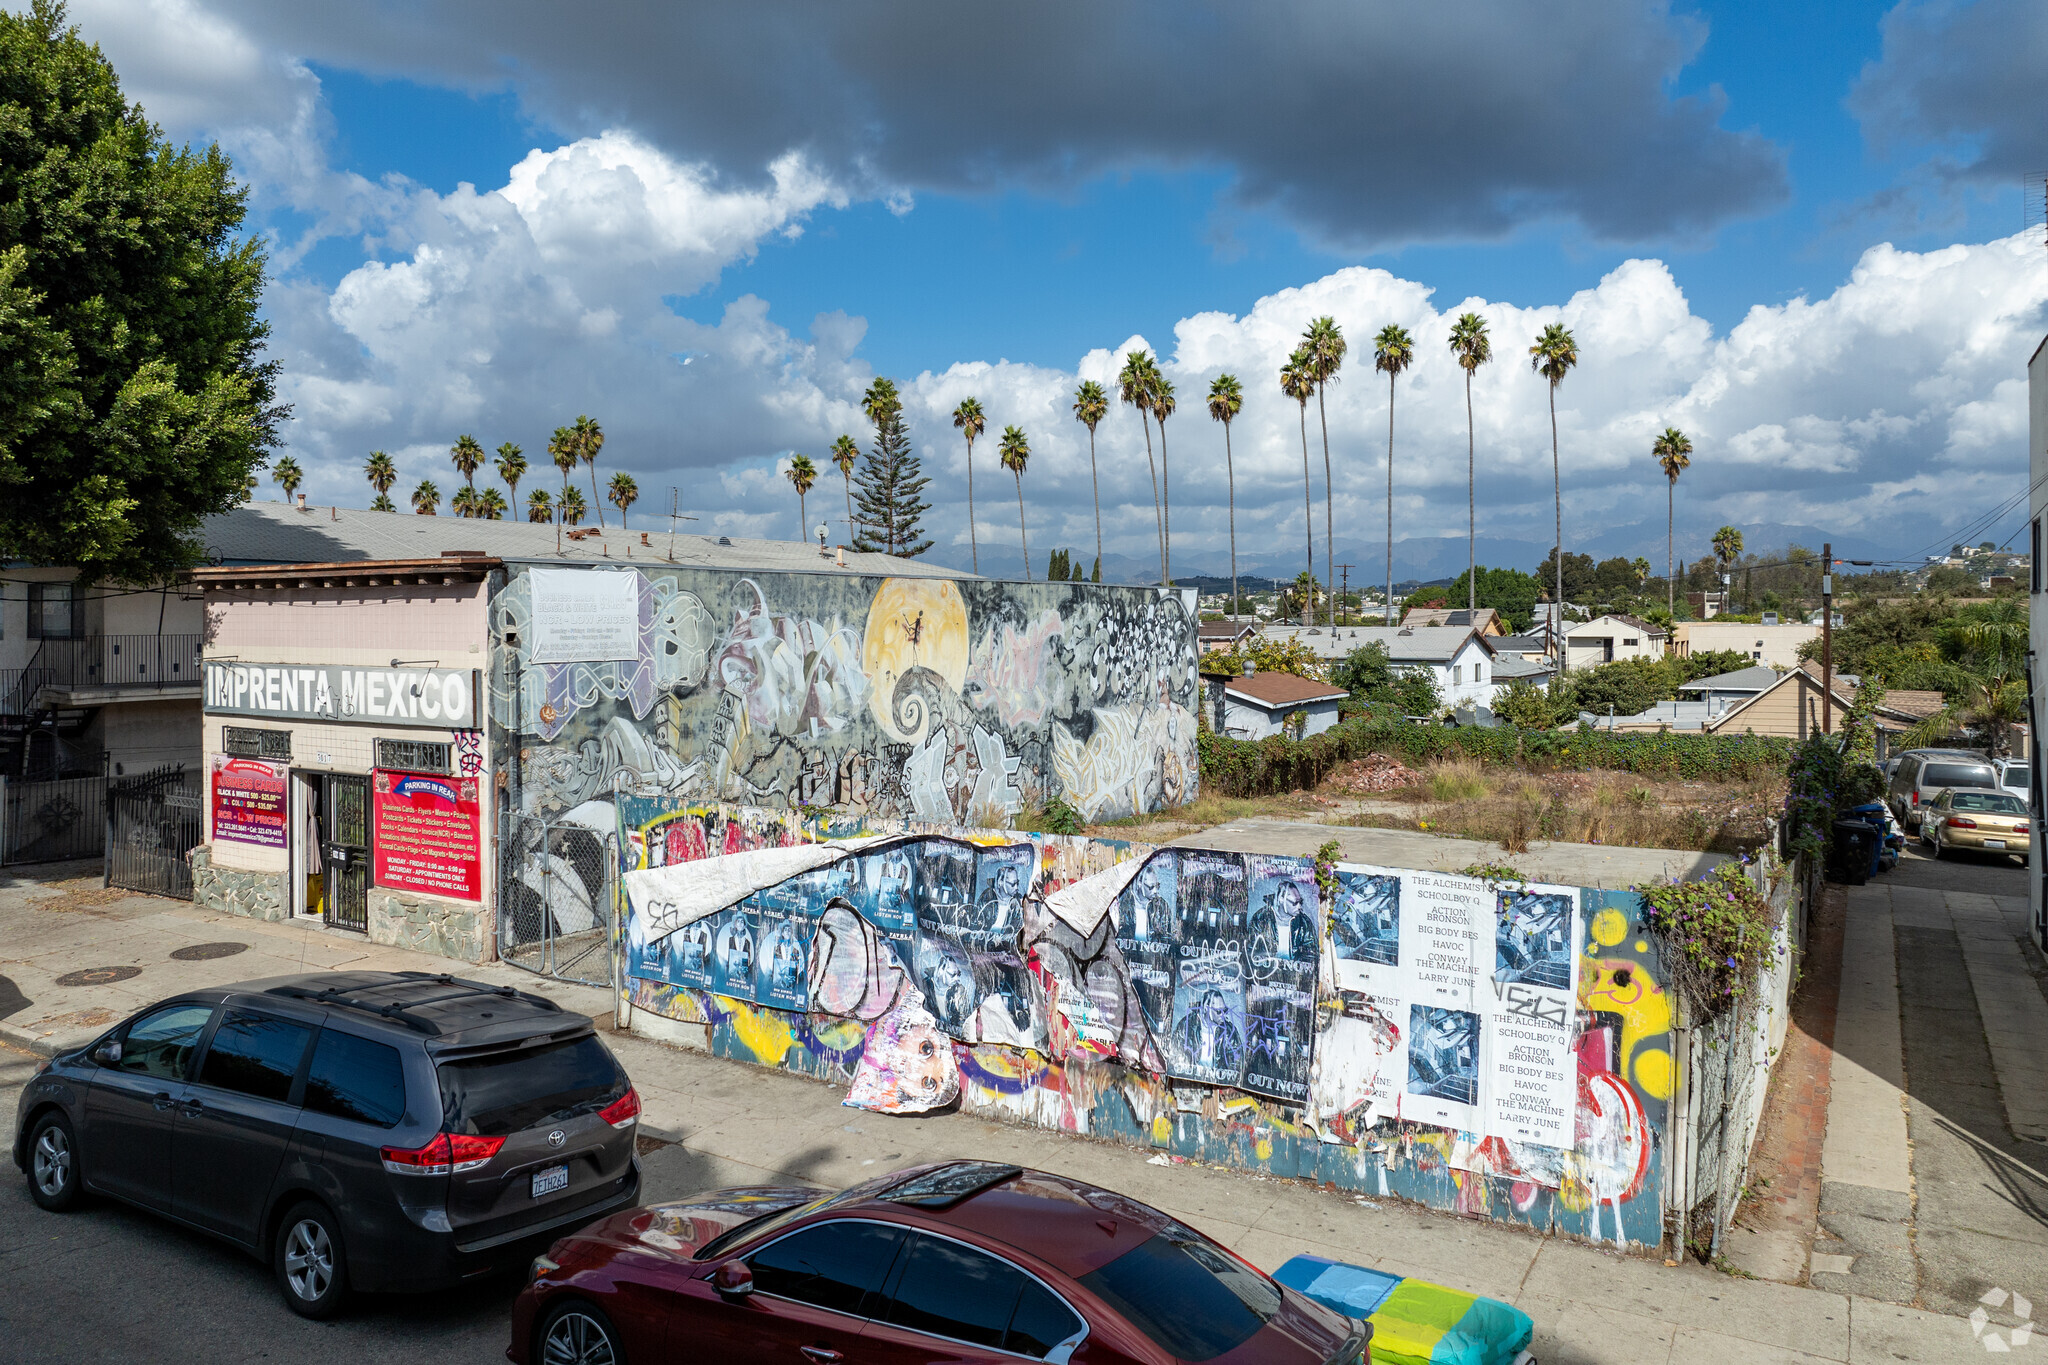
[89,698,202,777]
[616,803,1680,1255]
[1220,695,1341,739]
[1672,622,1820,669]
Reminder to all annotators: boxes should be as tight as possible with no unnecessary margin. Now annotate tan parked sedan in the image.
[1921,787,2032,863]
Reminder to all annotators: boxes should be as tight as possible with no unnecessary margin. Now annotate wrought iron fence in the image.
[1,774,108,864]
[28,634,203,690]
[498,812,618,989]
[105,765,201,899]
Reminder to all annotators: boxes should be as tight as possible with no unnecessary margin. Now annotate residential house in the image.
[1693,663,1948,743]
[1564,614,1668,670]
[1672,620,1819,668]
[1585,664,1783,731]
[1260,624,1381,666]
[1311,625,1499,710]
[1218,670,1349,740]
[1196,620,1258,654]
[1399,606,1507,637]
[1685,591,1727,619]
[1677,664,1781,712]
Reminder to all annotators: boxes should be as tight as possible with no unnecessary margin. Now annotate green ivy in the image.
[1637,862,1778,1023]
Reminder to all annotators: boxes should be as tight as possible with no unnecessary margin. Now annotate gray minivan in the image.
[1889,749,2001,831]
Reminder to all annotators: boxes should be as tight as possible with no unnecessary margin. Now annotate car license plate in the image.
[1985,839,2007,849]
[531,1165,569,1199]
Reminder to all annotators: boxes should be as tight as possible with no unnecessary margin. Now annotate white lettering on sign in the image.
[202,663,479,729]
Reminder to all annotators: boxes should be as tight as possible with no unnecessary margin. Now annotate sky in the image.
[52,0,2048,583]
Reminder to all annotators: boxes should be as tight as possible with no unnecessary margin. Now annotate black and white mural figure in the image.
[1247,860,1320,972]
[1332,870,1401,968]
[914,935,976,1037]
[1495,890,1576,991]
[1113,853,1179,1045]
[1407,1005,1481,1106]
[1177,851,1249,946]
[913,841,978,937]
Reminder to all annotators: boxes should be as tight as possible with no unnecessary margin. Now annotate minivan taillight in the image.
[380,1132,506,1174]
[1911,790,1920,806]
[599,1087,641,1130]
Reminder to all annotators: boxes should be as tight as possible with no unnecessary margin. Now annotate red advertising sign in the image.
[210,755,287,849]
[372,769,482,902]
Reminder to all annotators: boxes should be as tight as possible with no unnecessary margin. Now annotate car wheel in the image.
[539,1300,626,1365]
[26,1112,82,1212]
[275,1200,348,1320]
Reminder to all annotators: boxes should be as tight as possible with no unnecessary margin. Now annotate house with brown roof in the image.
[1398,606,1507,637]
[1219,669,1349,740]
[1564,613,1669,670]
[1196,619,1259,653]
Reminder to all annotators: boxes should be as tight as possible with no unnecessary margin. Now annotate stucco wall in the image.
[1672,622,1820,669]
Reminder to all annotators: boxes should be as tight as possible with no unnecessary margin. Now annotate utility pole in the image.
[1336,563,1354,626]
[665,488,699,563]
[1821,542,1834,735]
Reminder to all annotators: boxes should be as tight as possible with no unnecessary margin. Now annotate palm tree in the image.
[1207,374,1244,618]
[1072,380,1108,577]
[1118,350,1165,583]
[1152,376,1178,583]
[526,488,553,523]
[1711,524,1744,609]
[1302,316,1346,627]
[450,486,478,518]
[411,479,440,516]
[609,471,639,529]
[783,456,815,541]
[272,456,303,501]
[998,425,1031,579]
[1529,323,1579,656]
[450,434,484,497]
[477,487,508,520]
[830,434,859,547]
[952,398,987,573]
[1280,347,1317,623]
[548,425,578,550]
[1652,427,1693,618]
[560,486,587,526]
[573,414,605,528]
[1373,324,1414,626]
[364,450,397,512]
[1447,313,1492,610]
[496,442,526,509]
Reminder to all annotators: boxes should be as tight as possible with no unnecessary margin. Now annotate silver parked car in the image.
[1888,749,2001,831]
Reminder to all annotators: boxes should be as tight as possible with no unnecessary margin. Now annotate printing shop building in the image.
[191,555,499,962]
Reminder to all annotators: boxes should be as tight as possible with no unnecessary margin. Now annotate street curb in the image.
[0,1022,63,1059]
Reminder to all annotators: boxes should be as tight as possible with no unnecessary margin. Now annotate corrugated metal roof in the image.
[200,502,977,580]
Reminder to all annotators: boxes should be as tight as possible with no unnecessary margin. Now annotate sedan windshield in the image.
[1951,791,2026,815]
[1078,1230,1281,1362]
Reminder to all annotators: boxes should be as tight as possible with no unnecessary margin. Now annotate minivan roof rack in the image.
[266,973,560,1036]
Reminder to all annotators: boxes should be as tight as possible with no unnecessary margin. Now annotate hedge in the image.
[1198,711,1793,797]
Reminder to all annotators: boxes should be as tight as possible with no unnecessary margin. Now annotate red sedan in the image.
[506,1160,1369,1364]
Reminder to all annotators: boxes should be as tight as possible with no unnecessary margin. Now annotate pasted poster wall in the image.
[489,566,1199,850]
[615,816,1679,1254]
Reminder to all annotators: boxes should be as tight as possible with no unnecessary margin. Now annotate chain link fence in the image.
[498,812,619,989]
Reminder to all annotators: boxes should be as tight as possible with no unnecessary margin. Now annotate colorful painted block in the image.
[1273,1255,1537,1365]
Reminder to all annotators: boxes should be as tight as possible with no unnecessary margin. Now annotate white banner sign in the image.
[204,663,477,728]
[528,568,640,663]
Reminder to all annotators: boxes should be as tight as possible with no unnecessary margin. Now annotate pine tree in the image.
[851,378,933,557]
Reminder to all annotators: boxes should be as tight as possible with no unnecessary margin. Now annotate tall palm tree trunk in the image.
[1159,423,1172,584]
[1140,416,1164,584]
[590,464,604,530]
[1550,386,1562,666]
[1316,385,1335,628]
[966,439,979,574]
[1087,430,1102,578]
[1224,425,1238,619]
[1384,372,1395,628]
[843,474,854,548]
[1015,474,1030,581]
[1298,405,1314,627]
[1465,372,1476,612]
[1666,480,1675,620]
[798,491,807,542]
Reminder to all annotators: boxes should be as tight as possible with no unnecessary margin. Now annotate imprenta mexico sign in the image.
[203,663,479,729]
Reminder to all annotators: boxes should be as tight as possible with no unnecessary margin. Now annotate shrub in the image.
[1426,760,1489,802]
[1638,862,1777,1023]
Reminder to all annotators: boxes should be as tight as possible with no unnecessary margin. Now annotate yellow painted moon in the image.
[862,578,970,741]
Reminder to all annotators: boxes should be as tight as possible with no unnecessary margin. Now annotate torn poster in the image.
[843,998,959,1114]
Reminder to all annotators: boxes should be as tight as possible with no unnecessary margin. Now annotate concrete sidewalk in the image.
[0,862,2003,1362]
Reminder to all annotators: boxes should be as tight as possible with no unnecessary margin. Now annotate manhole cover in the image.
[170,942,248,962]
[55,966,141,987]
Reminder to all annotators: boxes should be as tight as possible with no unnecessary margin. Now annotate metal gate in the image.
[1,774,107,864]
[498,813,618,989]
[105,766,202,898]
[324,775,371,933]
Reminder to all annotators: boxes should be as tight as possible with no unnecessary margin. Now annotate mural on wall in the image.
[490,567,1200,846]
[617,818,1679,1252]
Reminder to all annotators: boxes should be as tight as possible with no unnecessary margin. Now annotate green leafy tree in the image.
[450,433,483,494]
[998,424,1030,579]
[1494,678,1564,729]
[1118,350,1165,583]
[411,479,439,515]
[559,485,586,526]
[1280,347,1317,620]
[364,450,396,511]
[1207,373,1244,617]
[1302,316,1347,627]
[495,442,525,508]
[0,2,283,582]
[1373,324,1414,632]
[952,398,985,573]
[1330,641,1441,716]
[782,455,814,541]
[829,433,858,546]
[1653,427,1691,618]
[1436,565,1544,631]
[1217,634,1329,681]
[271,456,302,501]
[1048,548,1068,580]
[526,487,552,523]
[1529,323,1579,642]
[1448,313,1492,610]
[851,378,932,557]
[1072,380,1107,575]
[608,470,638,529]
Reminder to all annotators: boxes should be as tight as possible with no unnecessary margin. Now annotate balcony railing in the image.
[22,634,204,693]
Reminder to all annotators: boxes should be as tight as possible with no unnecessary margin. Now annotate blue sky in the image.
[66,0,2048,578]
